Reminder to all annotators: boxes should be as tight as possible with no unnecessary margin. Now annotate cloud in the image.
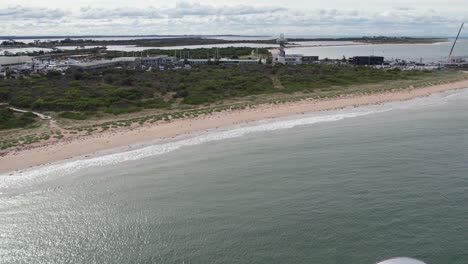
[78,3,286,20]
[79,6,163,19]
[0,5,68,19]
[0,3,466,37]
[171,2,286,16]
[392,6,416,11]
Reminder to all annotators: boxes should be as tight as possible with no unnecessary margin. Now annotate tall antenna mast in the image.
[448,22,464,62]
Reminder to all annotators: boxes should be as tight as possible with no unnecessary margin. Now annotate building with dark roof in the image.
[301,56,319,64]
[351,56,384,65]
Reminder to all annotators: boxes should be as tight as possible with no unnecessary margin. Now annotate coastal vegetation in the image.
[0,65,439,115]
[0,65,275,113]
[276,65,430,93]
[0,106,37,130]
[58,111,88,120]
[0,65,449,114]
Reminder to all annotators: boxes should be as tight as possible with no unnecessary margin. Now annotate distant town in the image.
[1,35,467,79]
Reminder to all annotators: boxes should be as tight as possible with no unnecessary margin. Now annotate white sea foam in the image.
[1,88,467,191]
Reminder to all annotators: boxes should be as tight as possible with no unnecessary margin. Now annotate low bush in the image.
[58,111,87,120]
[0,107,36,129]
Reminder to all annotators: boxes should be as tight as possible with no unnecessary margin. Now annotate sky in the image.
[0,0,466,37]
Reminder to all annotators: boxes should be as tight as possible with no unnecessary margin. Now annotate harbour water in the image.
[4,38,467,63]
[1,89,468,263]
[55,39,468,63]
[287,39,468,63]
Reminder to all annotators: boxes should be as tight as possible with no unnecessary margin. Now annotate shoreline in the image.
[2,78,468,174]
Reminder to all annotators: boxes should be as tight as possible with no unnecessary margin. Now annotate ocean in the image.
[1,89,468,263]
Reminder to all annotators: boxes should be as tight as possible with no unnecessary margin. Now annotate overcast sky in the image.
[0,0,466,36]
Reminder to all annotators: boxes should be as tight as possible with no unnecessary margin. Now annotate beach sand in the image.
[2,78,468,174]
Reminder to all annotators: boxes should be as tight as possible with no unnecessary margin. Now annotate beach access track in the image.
[1,103,51,120]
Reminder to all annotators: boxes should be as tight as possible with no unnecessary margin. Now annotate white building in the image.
[141,55,176,66]
[272,34,320,65]
[284,54,303,65]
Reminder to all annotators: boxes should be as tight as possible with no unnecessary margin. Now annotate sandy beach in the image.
[2,78,468,174]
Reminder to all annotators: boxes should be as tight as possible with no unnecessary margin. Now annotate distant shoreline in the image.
[1,76,468,174]
[1,36,448,48]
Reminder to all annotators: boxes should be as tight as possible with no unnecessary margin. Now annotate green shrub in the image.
[105,106,141,115]
[58,111,87,120]
[137,98,170,109]
[0,107,37,129]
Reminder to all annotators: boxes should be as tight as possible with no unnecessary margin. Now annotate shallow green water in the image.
[1,91,467,264]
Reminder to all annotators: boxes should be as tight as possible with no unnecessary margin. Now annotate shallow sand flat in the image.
[1,78,468,174]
